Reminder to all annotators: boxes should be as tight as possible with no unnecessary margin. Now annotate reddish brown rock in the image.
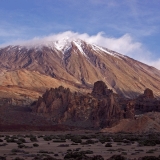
[125,100,135,119]
[144,88,154,98]
[92,81,112,96]
[135,88,160,113]
[35,81,135,129]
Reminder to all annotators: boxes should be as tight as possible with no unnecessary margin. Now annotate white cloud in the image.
[5,31,142,56]
[0,31,159,70]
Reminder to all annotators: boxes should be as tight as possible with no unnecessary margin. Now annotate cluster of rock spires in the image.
[34,81,135,129]
[1,80,160,130]
[34,81,160,129]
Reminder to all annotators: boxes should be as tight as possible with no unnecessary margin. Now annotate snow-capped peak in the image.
[54,38,72,53]
[1,38,126,59]
[53,38,86,55]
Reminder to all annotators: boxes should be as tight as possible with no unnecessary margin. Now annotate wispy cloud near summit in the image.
[1,31,159,70]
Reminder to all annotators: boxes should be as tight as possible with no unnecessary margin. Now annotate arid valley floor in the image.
[1,131,160,160]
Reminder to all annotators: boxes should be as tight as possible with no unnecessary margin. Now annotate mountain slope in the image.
[0,69,88,105]
[0,39,160,99]
[101,115,160,133]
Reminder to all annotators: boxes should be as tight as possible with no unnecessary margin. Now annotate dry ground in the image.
[0,131,160,160]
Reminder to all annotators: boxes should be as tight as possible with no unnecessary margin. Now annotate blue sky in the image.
[0,0,160,68]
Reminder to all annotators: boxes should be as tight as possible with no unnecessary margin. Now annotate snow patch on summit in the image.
[92,44,125,59]
[54,38,72,53]
[73,40,87,57]
[53,38,88,57]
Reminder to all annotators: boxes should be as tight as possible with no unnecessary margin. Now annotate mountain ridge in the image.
[0,39,160,101]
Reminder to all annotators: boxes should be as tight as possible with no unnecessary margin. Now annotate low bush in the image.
[0,156,6,160]
[43,136,53,141]
[53,139,66,143]
[58,144,69,147]
[70,136,82,143]
[18,144,25,148]
[64,151,103,160]
[107,155,127,160]
[30,136,38,142]
[14,157,25,160]
[33,143,39,147]
[18,138,26,143]
[139,139,156,146]
[105,143,112,147]
[141,156,160,160]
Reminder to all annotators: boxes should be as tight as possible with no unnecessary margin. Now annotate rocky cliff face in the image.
[34,81,135,129]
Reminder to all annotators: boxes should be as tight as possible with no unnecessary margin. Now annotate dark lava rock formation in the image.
[135,88,160,113]
[34,81,135,129]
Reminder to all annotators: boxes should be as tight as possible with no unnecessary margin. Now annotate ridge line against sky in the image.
[0,0,160,69]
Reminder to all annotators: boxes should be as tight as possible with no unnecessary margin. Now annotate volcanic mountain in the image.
[0,38,160,104]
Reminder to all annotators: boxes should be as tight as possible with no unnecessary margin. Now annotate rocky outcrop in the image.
[135,88,160,113]
[144,88,154,98]
[91,81,112,96]
[34,81,135,129]
[139,88,154,100]
[0,97,32,106]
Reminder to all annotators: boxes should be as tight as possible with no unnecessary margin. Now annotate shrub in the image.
[0,156,6,160]
[71,136,82,143]
[121,152,127,155]
[53,139,66,143]
[0,143,7,146]
[33,143,39,147]
[58,144,69,147]
[43,157,58,160]
[18,138,26,143]
[67,149,72,152]
[146,149,157,154]
[11,149,20,153]
[82,150,93,154]
[14,157,25,160]
[64,151,103,160]
[64,152,88,159]
[107,155,127,160]
[38,150,49,154]
[139,139,156,146]
[85,139,97,144]
[30,136,38,142]
[92,155,104,160]
[141,156,160,160]
[43,136,52,141]
[6,138,16,143]
[18,144,25,148]
[105,143,112,147]
[99,137,111,143]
